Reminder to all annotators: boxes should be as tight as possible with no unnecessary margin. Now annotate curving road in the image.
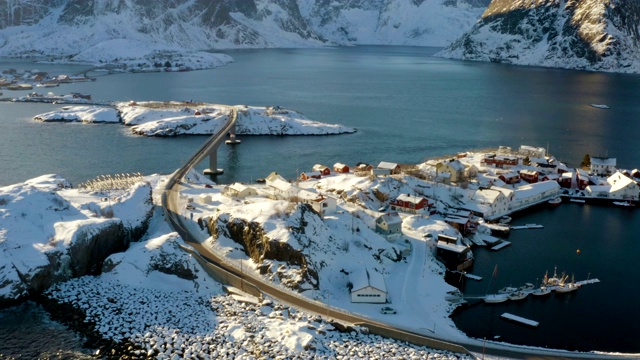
[161,107,635,360]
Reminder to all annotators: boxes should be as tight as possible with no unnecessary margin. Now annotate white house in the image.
[297,190,337,216]
[519,145,546,159]
[591,157,617,176]
[510,180,560,210]
[268,178,299,200]
[585,185,612,198]
[223,182,258,199]
[349,268,387,303]
[607,172,639,200]
[467,188,509,219]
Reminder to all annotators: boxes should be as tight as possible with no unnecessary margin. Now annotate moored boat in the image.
[498,216,512,224]
[590,103,610,109]
[613,201,635,207]
[484,293,509,303]
[531,286,552,296]
[498,286,517,294]
[507,290,529,301]
[548,197,562,207]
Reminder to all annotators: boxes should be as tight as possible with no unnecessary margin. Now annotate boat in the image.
[590,103,610,109]
[544,267,562,287]
[507,290,529,301]
[484,264,509,303]
[518,283,535,292]
[498,286,517,294]
[570,198,586,204]
[498,216,512,224]
[548,197,562,207]
[531,286,552,296]
[613,201,635,207]
[556,274,579,293]
[484,293,509,303]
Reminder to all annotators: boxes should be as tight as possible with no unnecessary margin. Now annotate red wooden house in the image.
[333,163,350,173]
[390,194,430,214]
[577,173,589,190]
[558,172,573,188]
[498,171,520,184]
[519,169,539,183]
[312,164,331,176]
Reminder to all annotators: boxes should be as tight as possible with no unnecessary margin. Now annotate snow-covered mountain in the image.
[437,0,640,73]
[0,0,485,60]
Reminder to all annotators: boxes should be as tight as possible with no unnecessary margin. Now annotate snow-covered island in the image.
[32,101,356,137]
[2,145,636,358]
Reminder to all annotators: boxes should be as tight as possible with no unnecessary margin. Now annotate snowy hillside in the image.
[437,0,640,73]
[0,0,485,64]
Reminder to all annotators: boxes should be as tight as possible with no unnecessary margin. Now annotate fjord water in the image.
[0,47,639,355]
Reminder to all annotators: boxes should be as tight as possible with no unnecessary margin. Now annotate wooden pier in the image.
[491,241,511,251]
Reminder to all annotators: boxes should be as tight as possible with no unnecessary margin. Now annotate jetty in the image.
[501,313,539,327]
[491,241,511,251]
[511,224,543,230]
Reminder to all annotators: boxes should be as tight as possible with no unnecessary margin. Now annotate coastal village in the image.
[171,142,637,312]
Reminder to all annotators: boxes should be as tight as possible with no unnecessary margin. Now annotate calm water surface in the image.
[0,47,639,355]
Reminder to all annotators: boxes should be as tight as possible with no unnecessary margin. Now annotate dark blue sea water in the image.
[0,47,639,355]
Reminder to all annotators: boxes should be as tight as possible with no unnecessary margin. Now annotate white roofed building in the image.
[510,181,560,211]
[591,157,617,176]
[375,212,402,236]
[466,188,509,220]
[349,268,388,303]
[223,182,258,199]
[607,172,639,200]
[376,161,401,175]
[297,190,337,216]
[267,178,299,200]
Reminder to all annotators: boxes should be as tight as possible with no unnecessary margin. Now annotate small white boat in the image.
[555,282,579,293]
[590,103,610,109]
[484,294,509,303]
[507,290,529,301]
[518,283,535,292]
[556,274,579,293]
[548,197,562,207]
[498,216,512,224]
[532,287,552,296]
[613,201,635,207]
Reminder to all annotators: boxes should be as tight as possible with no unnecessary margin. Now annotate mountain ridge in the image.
[437,0,640,73]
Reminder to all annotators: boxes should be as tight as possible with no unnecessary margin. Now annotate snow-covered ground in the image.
[32,102,356,137]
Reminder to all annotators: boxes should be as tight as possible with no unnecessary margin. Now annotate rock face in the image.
[208,204,320,291]
[438,0,640,73]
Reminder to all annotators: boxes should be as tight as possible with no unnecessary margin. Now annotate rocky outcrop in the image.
[208,204,320,291]
[438,0,640,73]
[0,181,154,309]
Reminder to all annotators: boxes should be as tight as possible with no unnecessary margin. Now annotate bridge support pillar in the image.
[203,143,224,176]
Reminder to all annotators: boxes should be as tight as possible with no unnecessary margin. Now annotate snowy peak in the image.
[438,0,640,73]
